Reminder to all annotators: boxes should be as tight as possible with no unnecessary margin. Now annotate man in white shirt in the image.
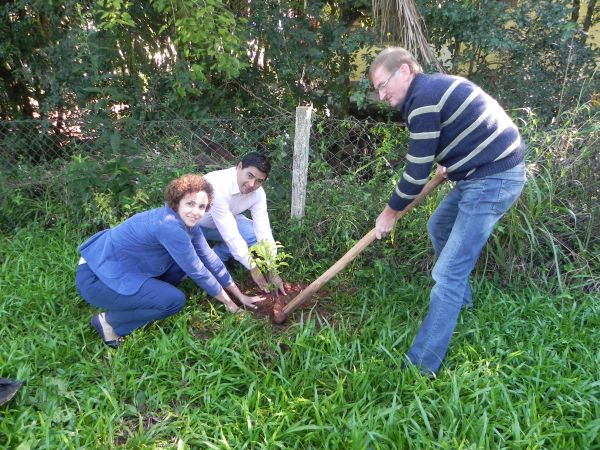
[200,152,286,295]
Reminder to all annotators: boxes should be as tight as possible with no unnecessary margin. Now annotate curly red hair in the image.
[165,174,214,211]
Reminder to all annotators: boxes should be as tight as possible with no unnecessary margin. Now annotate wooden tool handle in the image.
[279,173,446,320]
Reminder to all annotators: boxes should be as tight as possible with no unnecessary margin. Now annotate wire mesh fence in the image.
[0,113,408,228]
[0,114,290,186]
[309,115,406,179]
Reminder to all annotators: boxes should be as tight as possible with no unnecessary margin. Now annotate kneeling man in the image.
[200,152,286,295]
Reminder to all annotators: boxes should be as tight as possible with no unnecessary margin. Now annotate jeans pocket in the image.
[492,179,524,215]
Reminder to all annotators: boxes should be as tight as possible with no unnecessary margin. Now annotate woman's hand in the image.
[226,283,264,310]
[237,293,263,310]
[214,290,240,313]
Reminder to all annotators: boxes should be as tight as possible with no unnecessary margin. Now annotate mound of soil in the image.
[239,282,331,325]
[247,282,302,321]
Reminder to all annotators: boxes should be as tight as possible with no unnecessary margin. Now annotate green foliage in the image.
[65,126,146,226]
[369,122,409,174]
[0,184,69,232]
[150,0,248,91]
[1,0,596,121]
[487,103,600,292]
[84,189,151,229]
[278,172,381,278]
[0,0,92,118]
[0,0,250,120]
[420,0,599,119]
[249,240,292,277]
[210,0,377,117]
[96,0,135,29]
[65,150,177,231]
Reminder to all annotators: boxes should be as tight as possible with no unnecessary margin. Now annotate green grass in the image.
[1,224,598,449]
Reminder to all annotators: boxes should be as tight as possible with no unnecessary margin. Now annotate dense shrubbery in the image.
[421,0,599,119]
[0,0,597,293]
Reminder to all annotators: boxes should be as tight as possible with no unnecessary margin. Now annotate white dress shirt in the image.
[199,167,275,269]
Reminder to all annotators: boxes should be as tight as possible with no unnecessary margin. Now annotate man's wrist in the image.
[382,205,399,217]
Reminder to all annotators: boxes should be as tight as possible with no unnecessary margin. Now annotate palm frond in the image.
[372,0,443,71]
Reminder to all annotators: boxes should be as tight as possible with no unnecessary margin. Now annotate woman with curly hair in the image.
[76,174,261,348]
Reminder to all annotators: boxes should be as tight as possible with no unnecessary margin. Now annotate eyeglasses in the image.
[376,67,400,92]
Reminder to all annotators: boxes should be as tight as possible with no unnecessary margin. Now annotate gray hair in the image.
[369,47,423,81]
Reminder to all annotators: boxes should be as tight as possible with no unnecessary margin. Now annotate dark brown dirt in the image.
[237,281,332,327]
[245,282,302,320]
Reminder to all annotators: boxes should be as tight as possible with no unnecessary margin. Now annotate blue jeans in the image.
[406,163,525,374]
[200,215,257,262]
[76,262,186,337]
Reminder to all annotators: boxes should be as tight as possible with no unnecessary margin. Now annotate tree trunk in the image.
[583,0,597,32]
[571,0,581,22]
[0,65,36,119]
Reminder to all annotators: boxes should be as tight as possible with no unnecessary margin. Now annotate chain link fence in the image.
[0,114,289,186]
[309,115,406,179]
[0,113,407,226]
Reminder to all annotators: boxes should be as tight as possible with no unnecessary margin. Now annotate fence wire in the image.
[310,116,406,179]
[0,115,279,186]
[0,114,406,193]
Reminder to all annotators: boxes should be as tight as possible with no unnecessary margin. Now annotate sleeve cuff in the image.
[238,255,253,270]
[388,194,410,212]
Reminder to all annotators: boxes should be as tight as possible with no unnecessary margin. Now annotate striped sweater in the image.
[389,73,525,211]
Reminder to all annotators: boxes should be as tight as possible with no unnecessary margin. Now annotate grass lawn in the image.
[1,224,598,449]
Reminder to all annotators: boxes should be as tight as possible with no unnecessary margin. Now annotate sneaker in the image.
[90,314,121,349]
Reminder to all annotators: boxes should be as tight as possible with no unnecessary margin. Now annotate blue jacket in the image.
[78,205,232,296]
[390,73,525,211]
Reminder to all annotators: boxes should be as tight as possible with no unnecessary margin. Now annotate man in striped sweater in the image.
[370,47,526,376]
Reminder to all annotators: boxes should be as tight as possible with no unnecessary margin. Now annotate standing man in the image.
[370,48,526,375]
[200,152,286,295]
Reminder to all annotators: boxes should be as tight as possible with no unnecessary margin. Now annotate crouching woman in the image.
[75,174,261,348]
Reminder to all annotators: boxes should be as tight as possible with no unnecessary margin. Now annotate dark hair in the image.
[369,47,423,81]
[165,174,214,211]
[240,152,271,177]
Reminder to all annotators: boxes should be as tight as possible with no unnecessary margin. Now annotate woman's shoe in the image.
[90,314,121,348]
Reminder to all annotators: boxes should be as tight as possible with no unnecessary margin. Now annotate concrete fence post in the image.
[290,106,313,219]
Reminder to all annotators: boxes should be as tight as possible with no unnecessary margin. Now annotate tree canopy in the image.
[0,0,598,121]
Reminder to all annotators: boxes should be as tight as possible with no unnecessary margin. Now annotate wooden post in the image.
[290,106,313,219]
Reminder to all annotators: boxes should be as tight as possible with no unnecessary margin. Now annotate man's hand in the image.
[250,266,269,292]
[375,205,399,240]
[436,164,448,179]
[268,271,287,296]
